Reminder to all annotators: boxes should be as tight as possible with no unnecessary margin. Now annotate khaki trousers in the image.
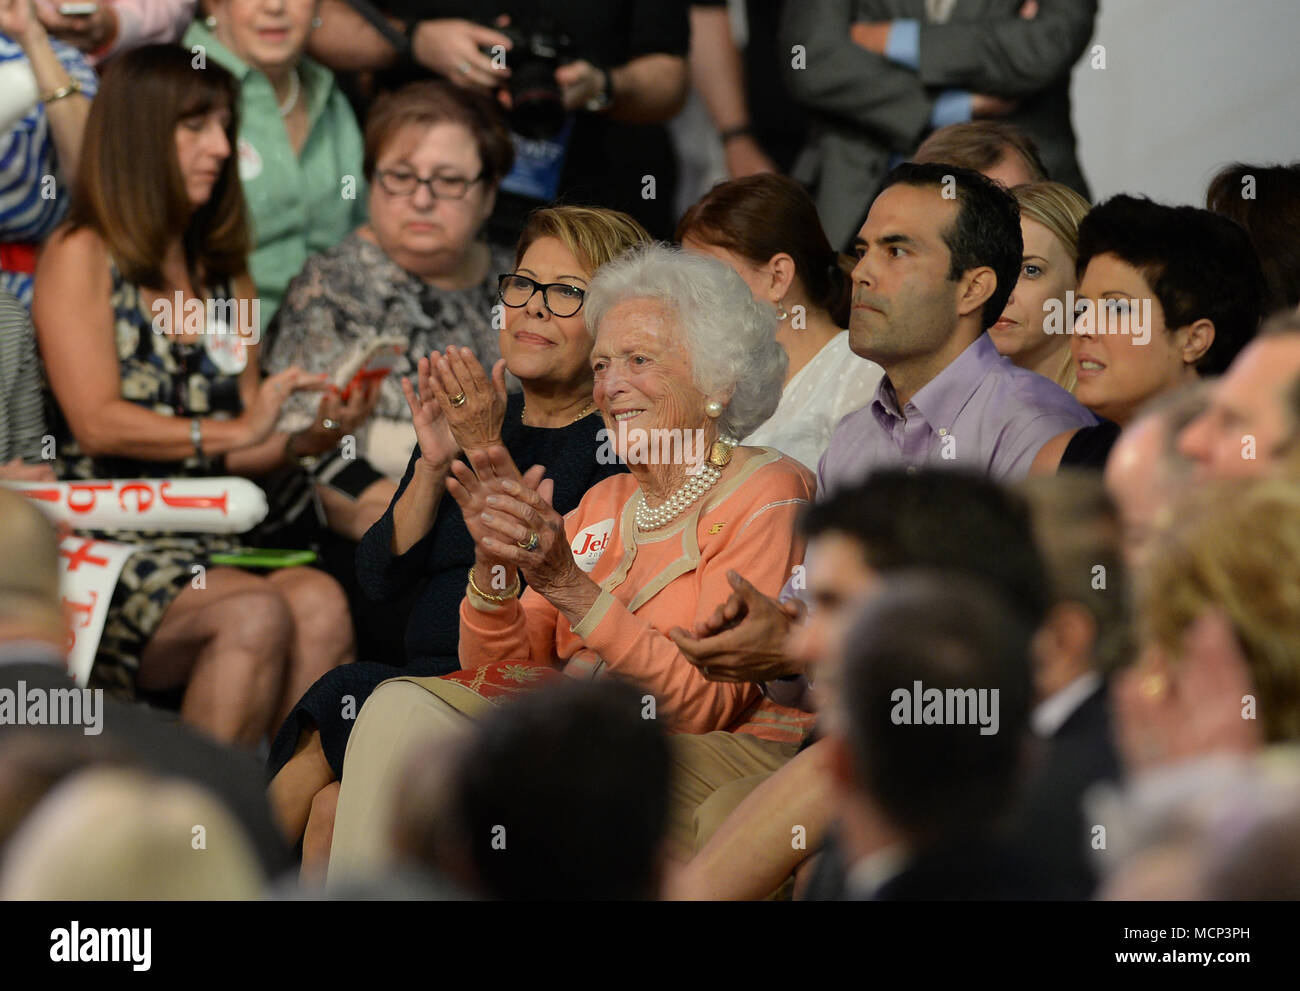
[327,678,486,886]
[666,731,798,862]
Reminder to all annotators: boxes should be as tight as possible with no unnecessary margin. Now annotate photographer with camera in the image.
[306,0,689,239]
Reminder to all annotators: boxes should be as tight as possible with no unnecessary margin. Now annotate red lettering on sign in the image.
[67,482,114,514]
[159,481,228,514]
[21,487,60,503]
[62,589,99,654]
[63,590,98,628]
[118,482,155,513]
[60,538,111,571]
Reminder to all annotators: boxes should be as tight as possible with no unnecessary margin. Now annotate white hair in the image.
[583,243,785,439]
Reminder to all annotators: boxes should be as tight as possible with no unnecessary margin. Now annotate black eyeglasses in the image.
[497,274,587,318]
[375,167,485,200]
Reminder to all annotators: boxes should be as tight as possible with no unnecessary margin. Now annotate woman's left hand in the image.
[426,346,507,454]
[34,1,117,52]
[292,379,383,457]
[0,0,42,43]
[556,60,606,111]
[477,476,593,610]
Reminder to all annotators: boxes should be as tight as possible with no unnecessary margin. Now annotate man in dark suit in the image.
[807,473,1124,900]
[0,489,291,878]
[828,572,1046,900]
[781,0,1096,249]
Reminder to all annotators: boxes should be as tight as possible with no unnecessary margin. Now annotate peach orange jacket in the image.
[458,448,817,741]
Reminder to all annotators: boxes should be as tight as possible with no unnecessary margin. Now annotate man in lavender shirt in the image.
[821,160,1094,496]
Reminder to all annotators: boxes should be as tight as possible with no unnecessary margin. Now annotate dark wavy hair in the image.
[67,44,249,289]
[1077,194,1266,375]
[676,173,852,326]
[1206,162,1300,314]
[878,162,1024,331]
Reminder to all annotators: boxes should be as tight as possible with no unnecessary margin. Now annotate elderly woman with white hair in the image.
[326,243,818,878]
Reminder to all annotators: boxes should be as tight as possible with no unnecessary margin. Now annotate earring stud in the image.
[705,400,723,418]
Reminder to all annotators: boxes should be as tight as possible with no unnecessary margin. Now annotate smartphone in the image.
[58,2,100,15]
[335,336,406,401]
[209,548,317,569]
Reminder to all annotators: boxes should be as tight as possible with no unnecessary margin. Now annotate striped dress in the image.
[0,35,99,306]
[0,288,46,462]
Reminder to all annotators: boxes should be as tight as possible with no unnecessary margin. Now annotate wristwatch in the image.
[41,79,83,105]
[584,65,613,113]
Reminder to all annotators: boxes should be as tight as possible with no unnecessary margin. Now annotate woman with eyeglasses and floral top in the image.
[267,204,647,876]
[262,81,522,520]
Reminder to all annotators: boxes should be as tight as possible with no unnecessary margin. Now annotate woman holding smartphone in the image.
[33,46,362,747]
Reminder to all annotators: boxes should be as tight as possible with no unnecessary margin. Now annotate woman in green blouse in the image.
[183,0,367,335]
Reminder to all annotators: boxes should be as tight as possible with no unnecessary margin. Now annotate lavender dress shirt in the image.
[765,333,1097,709]
[815,332,1096,498]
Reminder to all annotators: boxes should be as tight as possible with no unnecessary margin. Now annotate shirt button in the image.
[938,428,948,436]
[906,466,918,475]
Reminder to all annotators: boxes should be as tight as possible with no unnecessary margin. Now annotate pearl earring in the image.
[312,15,322,27]
[776,300,789,321]
[705,400,723,418]
[205,14,217,28]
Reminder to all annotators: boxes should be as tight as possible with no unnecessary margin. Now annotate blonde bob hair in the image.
[1140,479,1300,742]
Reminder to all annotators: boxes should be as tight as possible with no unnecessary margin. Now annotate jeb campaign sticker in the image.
[571,518,615,572]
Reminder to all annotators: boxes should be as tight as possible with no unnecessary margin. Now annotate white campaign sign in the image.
[59,536,137,687]
[4,477,268,533]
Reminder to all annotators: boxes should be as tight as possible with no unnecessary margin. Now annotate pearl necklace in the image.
[633,436,737,532]
[277,69,300,117]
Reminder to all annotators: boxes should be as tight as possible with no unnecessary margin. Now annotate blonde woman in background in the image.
[990,181,1091,392]
[1117,479,1300,772]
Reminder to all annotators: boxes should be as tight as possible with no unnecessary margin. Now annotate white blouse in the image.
[744,331,885,473]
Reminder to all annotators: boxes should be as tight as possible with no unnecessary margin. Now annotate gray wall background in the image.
[1071,0,1299,206]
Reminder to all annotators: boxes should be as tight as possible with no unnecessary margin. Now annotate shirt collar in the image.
[870,332,1003,430]
[910,332,1005,430]
[1032,671,1102,738]
[844,843,911,900]
[187,20,334,123]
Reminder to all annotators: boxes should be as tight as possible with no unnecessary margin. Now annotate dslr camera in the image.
[486,17,574,140]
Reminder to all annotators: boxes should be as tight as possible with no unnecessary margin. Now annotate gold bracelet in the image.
[41,80,83,104]
[467,565,521,603]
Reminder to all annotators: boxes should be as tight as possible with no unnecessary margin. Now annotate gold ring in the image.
[517,530,539,552]
[450,392,467,407]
